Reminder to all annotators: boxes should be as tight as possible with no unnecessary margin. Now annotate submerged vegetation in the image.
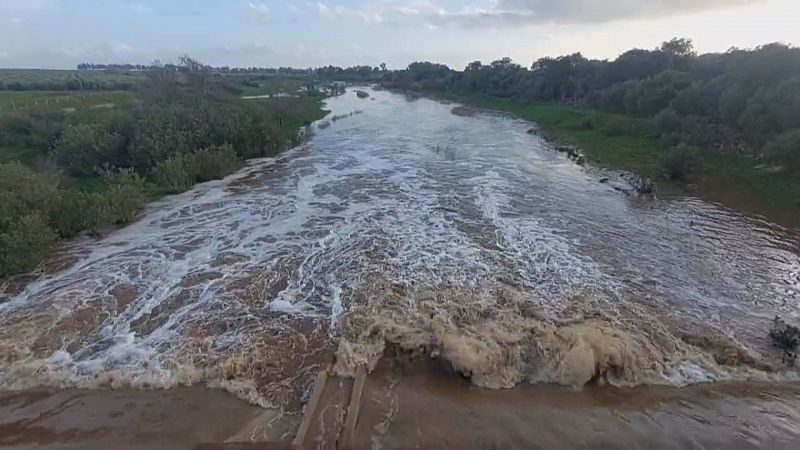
[770,316,800,366]
[0,58,328,277]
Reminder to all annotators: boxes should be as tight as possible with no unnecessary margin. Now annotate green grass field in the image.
[0,144,40,165]
[241,78,307,97]
[0,68,144,90]
[448,93,800,223]
[0,90,138,167]
[0,90,135,112]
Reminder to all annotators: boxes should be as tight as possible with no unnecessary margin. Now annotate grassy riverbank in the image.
[446,93,800,223]
[0,69,328,278]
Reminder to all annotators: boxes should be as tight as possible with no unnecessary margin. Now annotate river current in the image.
[0,87,799,410]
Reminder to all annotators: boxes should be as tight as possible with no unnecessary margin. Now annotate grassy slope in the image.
[240,78,307,97]
[448,93,800,224]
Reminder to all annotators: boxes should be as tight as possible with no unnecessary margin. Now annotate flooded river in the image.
[1,87,800,447]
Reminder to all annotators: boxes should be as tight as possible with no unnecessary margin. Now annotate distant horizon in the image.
[1,0,798,70]
[1,38,796,73]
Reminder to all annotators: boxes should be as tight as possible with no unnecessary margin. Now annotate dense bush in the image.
[576,116,595,130]
[770,316,800,366]
[602,117,631,136]
[152,154,194,194]
[652,108,682,134]
[659,144,701,181]
[51,189,91,237]
[191,144,242,182]
[0,213,58,276]
[0,58,325,278]
[0,108,65,149]
[382,40,800,161]
[55,124,126,175]
[764,129,800,172]
[99,168,148,224]
[152,144,242,193]
[0,163,149,276]
[0,162,62,219]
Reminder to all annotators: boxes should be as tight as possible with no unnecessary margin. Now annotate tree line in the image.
[77,62,310,76]
[380,39,800,173]
[76,62,389,79]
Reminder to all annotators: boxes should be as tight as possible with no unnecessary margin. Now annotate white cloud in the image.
[113,43,133,53]
[247,2,270,16]
[0,0,59,10]
[433,0,765,27]
[316,2,333,18]
[315,1,442,24]
[129,3,154,14]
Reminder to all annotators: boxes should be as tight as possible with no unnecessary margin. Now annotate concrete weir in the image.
[286,365,368,449]
[200,365,368,449]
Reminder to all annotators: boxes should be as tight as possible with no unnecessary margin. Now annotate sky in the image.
[0,0,798,70]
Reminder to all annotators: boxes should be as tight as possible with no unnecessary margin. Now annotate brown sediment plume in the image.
[331,280,777,390]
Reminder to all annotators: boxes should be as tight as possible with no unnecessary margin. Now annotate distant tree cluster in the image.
[381,39,800,172]
[77,62,309,75]
[75,62,388,81]
[315,65,386,82]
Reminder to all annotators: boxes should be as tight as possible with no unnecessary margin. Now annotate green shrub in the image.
[55,124,125,175]
[152,145,241,194]
[652,108,682,134]
[0,108,65,149]
[576,116,596,130]
[0,164,151,275]
[153,154,193,194]
[764,129,800,172]
[51,190,91,238]
[0,213,58,277]
[770,316,800,366]
[0,162,62,219]
[659,144,701,181]
[603,117,631,136]
[78,192,116,233]
[128,102,196,168]
[191,144,242,182]
[98,168,147,224]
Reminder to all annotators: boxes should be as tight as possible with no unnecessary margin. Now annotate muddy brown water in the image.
[2,374,800,449]
[1,87,800,447]
[357,357,800,450]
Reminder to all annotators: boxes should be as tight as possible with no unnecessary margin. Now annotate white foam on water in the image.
[1,87,798,405]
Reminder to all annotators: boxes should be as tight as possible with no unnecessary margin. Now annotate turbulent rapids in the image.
[1,88,799,409]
